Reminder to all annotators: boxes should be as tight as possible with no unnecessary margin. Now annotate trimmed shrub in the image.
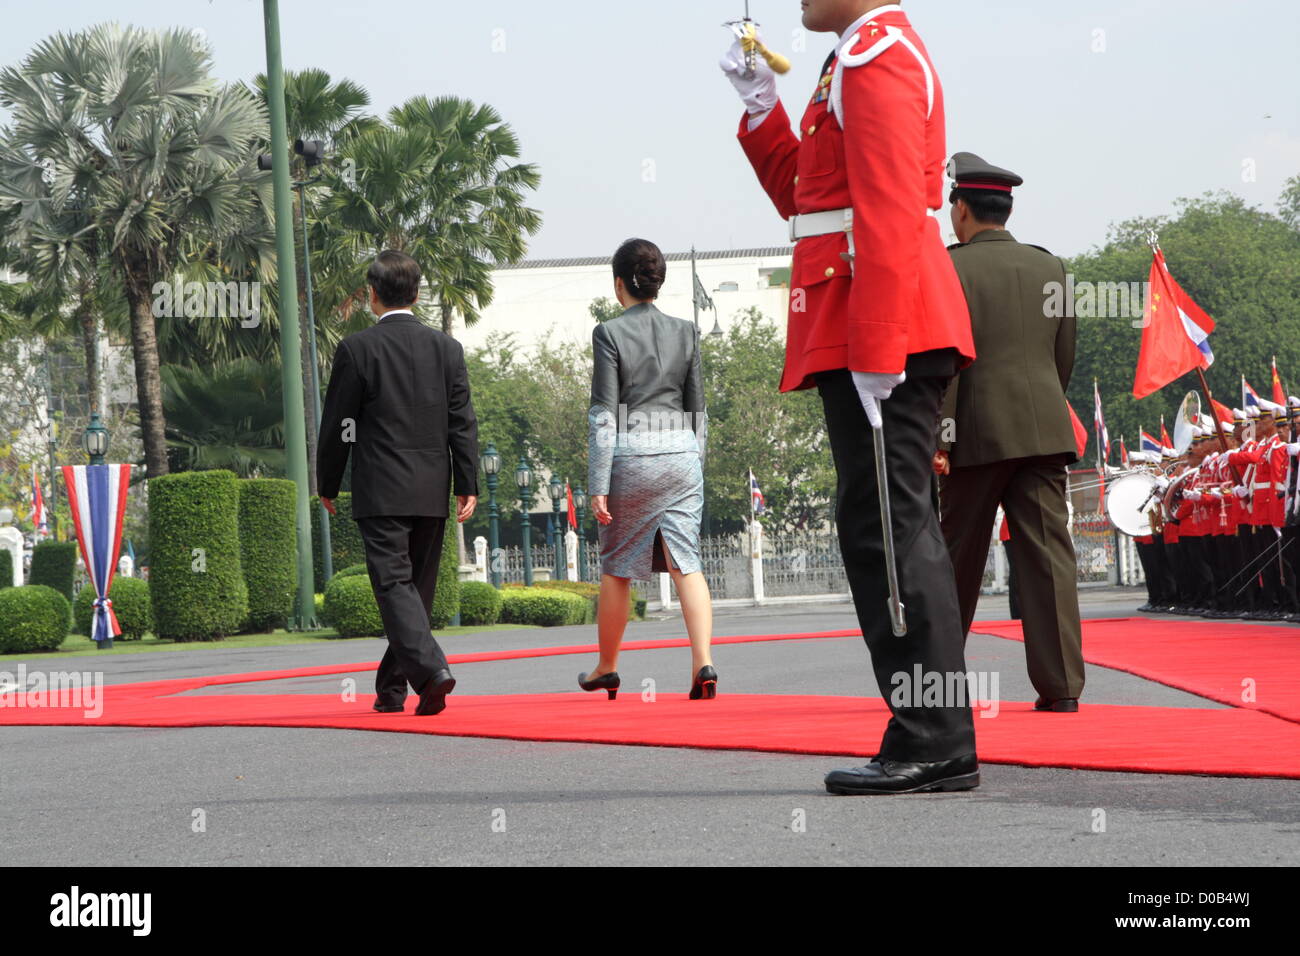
[310,493,366,591]
[499,587,590,627]
[147,470,249,641]
[0,548,13,589]
[0,585,71,653]
[332,563,368,580]
[459,581,503,626]
[323,573,383,638]
[313,592,325,625]
[238,478,298,632]
[535,579,643,622]
[29,540,78,602]
[73,576,153,640]
[429,513,461,629]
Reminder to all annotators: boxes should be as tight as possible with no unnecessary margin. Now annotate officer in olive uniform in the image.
[935,152,1085,712]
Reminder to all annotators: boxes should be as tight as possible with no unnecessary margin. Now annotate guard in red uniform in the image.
[722,0,977,795]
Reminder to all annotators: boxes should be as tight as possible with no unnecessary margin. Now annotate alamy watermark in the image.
[152,276,261,327]
[1044,274,1151,327]
[0,665,104,718]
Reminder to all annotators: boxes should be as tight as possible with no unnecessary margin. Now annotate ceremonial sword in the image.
[873,422,908,636]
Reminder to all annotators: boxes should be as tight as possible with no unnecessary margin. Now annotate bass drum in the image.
[1104,472,1161,537]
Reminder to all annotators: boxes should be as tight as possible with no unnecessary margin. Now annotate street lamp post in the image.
[516,457,533,586]
[549,474,564,579]
[81,414,109,466]
[574,486,588,581]
[481,442,502,588]
[261,0,317,629]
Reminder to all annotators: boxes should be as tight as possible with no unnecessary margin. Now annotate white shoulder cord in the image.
[830,25,934,127]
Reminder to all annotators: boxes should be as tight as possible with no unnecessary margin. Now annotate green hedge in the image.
[238,478,298,632]
[0,548,13,590]
[29,540,78,602]
[147,470,249,641]
[429,512,460,629]
[517,579,644,622]
[322,573,384,638]
[332,563,368,580]
[500,587,590,627]
[73,577,153,640]
[310,493,366,591]
[459,581,502,626]
[0,585,71,653]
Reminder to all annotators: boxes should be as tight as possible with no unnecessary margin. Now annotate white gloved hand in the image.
[1234,485,1249,498]
[1185,490,1202,501]
[851,370,906,429]
[1156,477,1170,491]
[1288,442,1300,456]
[719,35,777,115]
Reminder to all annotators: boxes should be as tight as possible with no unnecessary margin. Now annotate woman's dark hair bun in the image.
[612,238,666,300]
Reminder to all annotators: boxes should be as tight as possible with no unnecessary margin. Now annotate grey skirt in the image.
[598,449,704,580]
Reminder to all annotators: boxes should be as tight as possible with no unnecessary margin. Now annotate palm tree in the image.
[316,95,542,335]
[162,359,285,476]
[0,24,270,477]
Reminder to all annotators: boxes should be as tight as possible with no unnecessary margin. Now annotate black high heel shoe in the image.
[689,665,718,700]
[578,671,620,700]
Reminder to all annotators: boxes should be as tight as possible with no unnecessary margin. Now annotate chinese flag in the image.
[1161,419,1173,451]
[1272,357,1286,406]
[1133,248,1215,399]
[565,482,577,530]
[1067,401,1088,459]
[1211,398,1234,425]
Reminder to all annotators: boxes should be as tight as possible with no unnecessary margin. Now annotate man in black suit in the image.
[317,250,479,716]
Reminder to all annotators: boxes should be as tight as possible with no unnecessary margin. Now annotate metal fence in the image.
[479,512,1141,609]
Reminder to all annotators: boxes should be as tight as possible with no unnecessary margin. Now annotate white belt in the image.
[1252,482,1271,490]
[789,206,938,242]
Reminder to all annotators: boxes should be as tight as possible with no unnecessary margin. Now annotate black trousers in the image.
[356,514,449,704]
[817,354,976,762]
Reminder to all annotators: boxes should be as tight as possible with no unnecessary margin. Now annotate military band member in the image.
[724,0,979,794]
[934,151,1085,712]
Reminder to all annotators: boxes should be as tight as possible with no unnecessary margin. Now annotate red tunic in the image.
[737,7,974,392]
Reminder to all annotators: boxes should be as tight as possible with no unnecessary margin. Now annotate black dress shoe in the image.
[373,701,404,713]
[1034,696,1079,712]
[415,668,456,716]
[825,753,979,795]
[1137,603,1155,612]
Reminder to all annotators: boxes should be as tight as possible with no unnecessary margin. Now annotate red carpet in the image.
[3,618,1299,779]
[971,617,1300,725]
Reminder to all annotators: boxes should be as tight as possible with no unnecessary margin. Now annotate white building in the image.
[458,246,793,352]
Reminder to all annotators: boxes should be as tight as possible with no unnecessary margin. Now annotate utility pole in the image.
[262,0,317,627]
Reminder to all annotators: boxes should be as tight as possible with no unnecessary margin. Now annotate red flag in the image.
[1119,440,1130,469]
[1160,418,1173,451]
[1133,248,1215,398]
[565,482,577,530]
[1067,401,1088,459]
[1272,357,1286,406]
[1211,398,1234,425]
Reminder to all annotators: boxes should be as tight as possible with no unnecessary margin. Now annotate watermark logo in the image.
[49,886,151,936]
[152,277,261,328]
[0,665,103,718]
[889,665,1000,718]
[1044,274,1150,326]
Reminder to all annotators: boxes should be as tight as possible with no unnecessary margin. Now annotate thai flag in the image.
[63,464,131,644]
[1242,377,1260,411]
[748,469,766,515]
[1140,431,1163,454]
[1093,381,1110,464]
[31,464,48,537]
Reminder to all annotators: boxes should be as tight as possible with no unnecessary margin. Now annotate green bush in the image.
[459,581,503,626]
[0,585,71,653]
[29,540,78,602]
[322,573,384,638]
[332,563,368,580]
[310,493,366,591]
[0,548,13,590]
[73,577,152,640]
[429,512,461,629]
[238,478,298,632]
[499,586,590,627]
[313,592,325,624]
[147,470,249,641]
[534,579,643,621]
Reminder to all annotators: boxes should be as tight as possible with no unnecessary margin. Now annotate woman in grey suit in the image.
[579,239,716,700]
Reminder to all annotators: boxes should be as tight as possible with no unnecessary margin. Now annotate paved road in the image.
[3,588,1297,866]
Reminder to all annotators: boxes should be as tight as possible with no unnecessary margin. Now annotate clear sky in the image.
[2,1,1297,260]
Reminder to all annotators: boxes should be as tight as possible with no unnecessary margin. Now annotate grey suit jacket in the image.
[587,303,707,496]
